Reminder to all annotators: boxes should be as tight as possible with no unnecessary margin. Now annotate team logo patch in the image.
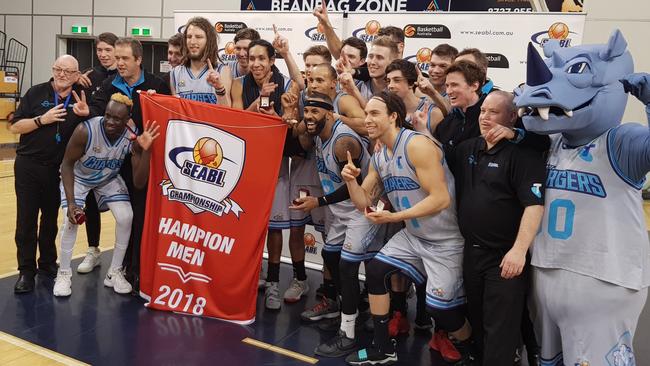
[579,143,596,162]
[531,183,542,198]
[162,120,245,218]
[605,332,635,366]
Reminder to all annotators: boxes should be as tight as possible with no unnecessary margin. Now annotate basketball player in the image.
[54,93,159,297]
[170,17,232,106]
[291,92,383,358]
[342,92,474,365]
[228,28,261,79]
[230,36,304,309]
[339,36,398,108]
[429,44,458,97]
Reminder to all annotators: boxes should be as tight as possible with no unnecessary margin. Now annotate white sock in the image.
[106,201,133,270]
[59,208,79,271]
[340,311,358,339]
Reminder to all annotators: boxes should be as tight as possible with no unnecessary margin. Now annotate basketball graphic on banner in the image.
[365,20,381,35]
[416,47,432,63]
[548,22,570,39]
[193,137,224,169]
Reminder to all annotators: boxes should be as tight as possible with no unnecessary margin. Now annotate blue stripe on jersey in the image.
[289,215,312,227]
[374,252,426,284]
[607,128,645,189]
[83,120,93,153]
[402,132,418,172]
[425,293,466,310]
[268,220,291,230]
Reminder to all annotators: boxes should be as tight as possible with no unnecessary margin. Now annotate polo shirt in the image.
[11,79,86,165]
[451,137,547,250]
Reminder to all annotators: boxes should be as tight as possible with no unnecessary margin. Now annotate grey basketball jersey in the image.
[171,63,226,104]
[227,60,245,79]
[532,133,650,290]
[74,116,132,186]
[314,120,370,218]
[373,128,463,245]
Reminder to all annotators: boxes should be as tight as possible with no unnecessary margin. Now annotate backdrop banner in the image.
[139,93,287,323]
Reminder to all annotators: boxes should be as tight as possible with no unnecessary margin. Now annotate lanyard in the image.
[54,93,72,109]
[52,93,71,144]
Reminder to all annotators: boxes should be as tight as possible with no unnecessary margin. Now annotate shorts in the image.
[323,213,385,263]
[60,175,130,212]
[375,228,465,310]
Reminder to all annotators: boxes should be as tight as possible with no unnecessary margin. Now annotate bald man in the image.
[10,54,90,293]
[449,91,547,365]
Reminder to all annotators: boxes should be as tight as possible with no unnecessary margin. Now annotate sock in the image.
[292,260,306,281]
[415,284,427,319]
[324,279,338,300]
[391,291,407,314]
[372,313,391,350]
[59,209,79,271]
[110,242,128,270]
[340,311,358,339]
[267,262,280,283]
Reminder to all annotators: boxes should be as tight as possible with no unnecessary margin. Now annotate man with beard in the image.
[291,92,384,358]
[170,16,232,106]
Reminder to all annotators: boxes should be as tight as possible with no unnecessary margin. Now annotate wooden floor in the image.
[1,121,115,365]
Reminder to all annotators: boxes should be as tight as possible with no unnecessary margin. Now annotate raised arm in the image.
[336,94,367,136]
[313,4,343,60]
[131,120,160,189]
[273,25,305,91]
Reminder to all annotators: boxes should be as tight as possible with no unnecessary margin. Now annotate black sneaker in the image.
[345,340,397,365]
[452,339,477,366]
[315,330,357,358]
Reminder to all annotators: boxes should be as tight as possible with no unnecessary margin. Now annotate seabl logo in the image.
[531,22,577,48]
[219,41,237,63]
[353,20,381,43]
[304,23,327,42]
[162,120,245,218]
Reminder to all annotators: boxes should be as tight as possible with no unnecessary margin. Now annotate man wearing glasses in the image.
[9,54,91,294]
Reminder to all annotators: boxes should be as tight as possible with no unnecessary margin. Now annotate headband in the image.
[305,99,334,111]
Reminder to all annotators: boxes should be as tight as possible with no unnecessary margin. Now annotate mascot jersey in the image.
[516,30,650,291]
[537,133,649,290]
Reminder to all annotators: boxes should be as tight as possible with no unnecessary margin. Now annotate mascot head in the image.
[515,30,633,146]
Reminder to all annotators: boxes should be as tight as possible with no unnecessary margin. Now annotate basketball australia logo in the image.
[162,120,245,218]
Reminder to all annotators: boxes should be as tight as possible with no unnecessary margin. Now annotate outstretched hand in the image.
[206,59,224,90]
[136,120,160,151]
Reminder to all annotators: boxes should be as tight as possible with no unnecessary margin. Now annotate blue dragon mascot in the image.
[515,30,649,366]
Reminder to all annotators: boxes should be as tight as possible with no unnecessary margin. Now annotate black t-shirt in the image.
[11,80,86,165]
[434,94,485,159]
[83,64,118,98]
[452,137,547,250]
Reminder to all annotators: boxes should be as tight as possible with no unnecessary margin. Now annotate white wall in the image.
[1,0,648,121]
[0,0,240,95]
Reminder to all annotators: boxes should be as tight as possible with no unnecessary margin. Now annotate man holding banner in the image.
[138,92,288,322]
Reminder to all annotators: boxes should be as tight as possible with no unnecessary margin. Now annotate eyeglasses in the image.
[52,67,79,76]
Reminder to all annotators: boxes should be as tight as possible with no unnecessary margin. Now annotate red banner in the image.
[139,93,287,323]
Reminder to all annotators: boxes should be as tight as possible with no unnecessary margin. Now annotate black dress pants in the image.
[464,245,529,366]
[14,155,60,275]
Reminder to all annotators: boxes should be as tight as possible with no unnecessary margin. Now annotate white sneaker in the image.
[265,282,281,310]
[283,278,310,303]
[77,247,101,273]
[53,269,72,297]
[104,267,132,294]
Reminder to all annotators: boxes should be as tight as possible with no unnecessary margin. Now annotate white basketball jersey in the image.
[171,63,226,104]
[533,132,650,290]
[373,128,463,246]
[227,60,245,79]
[74,116,132,186]
[315,120,370,219]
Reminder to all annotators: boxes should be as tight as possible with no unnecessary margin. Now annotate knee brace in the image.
[365,258,400,295]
